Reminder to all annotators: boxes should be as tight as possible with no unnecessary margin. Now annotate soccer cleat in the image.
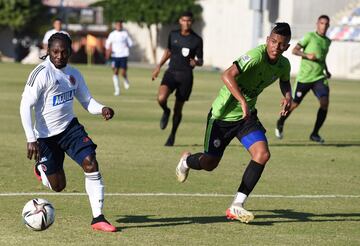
[34,162,42,181]
[164,134,175,146]
[176,152,191,183]
[114,91,120,96]
[310,134,325,144]
[160,108,171,130]
[91,214,116,232]
[226,204,254,223]
[124,81,130,90]
[275,120,284,139]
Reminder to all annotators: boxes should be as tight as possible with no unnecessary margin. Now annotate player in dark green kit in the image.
[275,15,331,143]
[175,23,293,223]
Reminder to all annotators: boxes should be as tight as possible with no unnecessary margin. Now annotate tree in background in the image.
[0,0,47,33]
[94,0,202,63]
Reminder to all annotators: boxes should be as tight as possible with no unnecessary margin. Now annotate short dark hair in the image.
[180,11,193,18]
[115,19,124,23]
[271,22,291,37]
[53,18,62,23]
[318,15,330,21]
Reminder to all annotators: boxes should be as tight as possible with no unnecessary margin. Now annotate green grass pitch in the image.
[0,62,359,245]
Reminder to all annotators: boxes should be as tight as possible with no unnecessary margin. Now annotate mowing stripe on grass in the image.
[0,192,359,198]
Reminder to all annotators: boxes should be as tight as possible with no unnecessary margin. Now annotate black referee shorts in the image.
[161,69,193,102]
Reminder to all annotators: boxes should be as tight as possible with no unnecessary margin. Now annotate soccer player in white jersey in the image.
[20,33,116,232]
[42,18,69,50]
[105,20,133,96]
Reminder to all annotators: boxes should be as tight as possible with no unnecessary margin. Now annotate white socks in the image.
[85,172,104,218]
[232,192,248,206]
[124,78,130,90]
[37,165,52,190]
[112,75,120,95]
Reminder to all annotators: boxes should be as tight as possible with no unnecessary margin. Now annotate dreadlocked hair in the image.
[40,32,72,60]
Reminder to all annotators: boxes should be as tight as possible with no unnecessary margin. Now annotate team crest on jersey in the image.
[213,138,221,148]
[182,47,190,57]
[69,75,76,85]
[241,55,251,63]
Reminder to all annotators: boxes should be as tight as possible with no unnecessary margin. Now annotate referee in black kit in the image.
[152,11,203,146]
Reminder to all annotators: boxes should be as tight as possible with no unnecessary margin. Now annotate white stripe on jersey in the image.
[20,58,104,142]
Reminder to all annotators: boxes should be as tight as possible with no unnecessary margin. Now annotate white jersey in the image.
[105,29,133,58]
[42,29,70,45]
[20,58,104,142]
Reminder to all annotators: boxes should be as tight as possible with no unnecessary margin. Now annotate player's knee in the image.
[158,95,167,105]
[253,150,271,164]
[82,155,99,173]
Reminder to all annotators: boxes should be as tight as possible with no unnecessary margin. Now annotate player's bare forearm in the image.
[157,49,171,68]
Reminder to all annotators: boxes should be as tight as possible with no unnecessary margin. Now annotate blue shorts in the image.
[203,110,267,157]
[111,57,128,69]
[37,118,97,175]
[293,79,329,104]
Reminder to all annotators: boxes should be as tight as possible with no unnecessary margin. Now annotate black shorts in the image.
[37,118,97,175]
[161,69,193,101]
[293,79,329,104]
[203,110,267,157]
[111,57,128,69]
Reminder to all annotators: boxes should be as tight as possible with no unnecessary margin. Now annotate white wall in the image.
[123,0,360,79]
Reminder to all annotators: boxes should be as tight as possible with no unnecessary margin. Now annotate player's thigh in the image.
[174,71,193,102]
[293,81,313,104]
[312,79,330,106]
[58,118,97,169]
[204,111,237,159]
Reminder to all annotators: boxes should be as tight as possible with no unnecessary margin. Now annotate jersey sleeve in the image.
[19,66,47,142]
[195,37,203,60]
[126,32,133,47]
[233,48,262,73]
[105,33,113,50]
[167,32,172,50]
[74,71,104,114]
[298,32,311,48]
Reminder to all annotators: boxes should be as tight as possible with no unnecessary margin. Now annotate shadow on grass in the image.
[115,210,360,230]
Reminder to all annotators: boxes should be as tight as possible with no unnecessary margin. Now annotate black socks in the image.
[238,160,265,196]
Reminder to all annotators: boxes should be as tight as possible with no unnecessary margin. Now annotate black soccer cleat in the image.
[310,133,325,144]
[164,134,175,146]
[160,108,171,130]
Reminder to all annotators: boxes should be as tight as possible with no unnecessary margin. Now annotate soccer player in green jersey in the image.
[175,23,293,223]
[275,15,331,143]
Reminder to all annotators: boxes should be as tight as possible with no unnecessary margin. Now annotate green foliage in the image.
[0,0,46,31]
[95,0,202,26]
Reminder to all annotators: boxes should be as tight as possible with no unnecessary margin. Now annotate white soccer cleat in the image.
[176,152,191,183]
[124,81,130,90]
[226,203,254,223]
[275,128,283,139]
[114,91,120,96]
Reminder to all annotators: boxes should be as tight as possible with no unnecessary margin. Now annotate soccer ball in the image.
[22,198,55,231]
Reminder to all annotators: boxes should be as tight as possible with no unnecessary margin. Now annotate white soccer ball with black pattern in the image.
[22,198,55,231]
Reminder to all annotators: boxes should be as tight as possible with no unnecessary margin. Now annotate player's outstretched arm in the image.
[221,64,250,120]
[292,44,317,61]
[279,80,293,116]
[152,49,171,80]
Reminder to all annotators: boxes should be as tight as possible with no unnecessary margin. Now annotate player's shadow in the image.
[249,209,360,226]
[115,210,360,230]
[115,215,228,230]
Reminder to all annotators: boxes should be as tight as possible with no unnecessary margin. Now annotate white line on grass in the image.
[0,192,359,198]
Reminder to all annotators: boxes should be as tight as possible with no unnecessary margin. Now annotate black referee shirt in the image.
[167,29,203,71]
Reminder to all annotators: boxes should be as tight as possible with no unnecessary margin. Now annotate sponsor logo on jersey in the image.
[213,138,221,148]
[241,55,251,63]
[182,47,190,57]
[53,89,76,106]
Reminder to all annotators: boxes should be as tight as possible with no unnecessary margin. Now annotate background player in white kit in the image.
[105,20,133,96]
[20,33,116,232]
[42,18,69,50]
